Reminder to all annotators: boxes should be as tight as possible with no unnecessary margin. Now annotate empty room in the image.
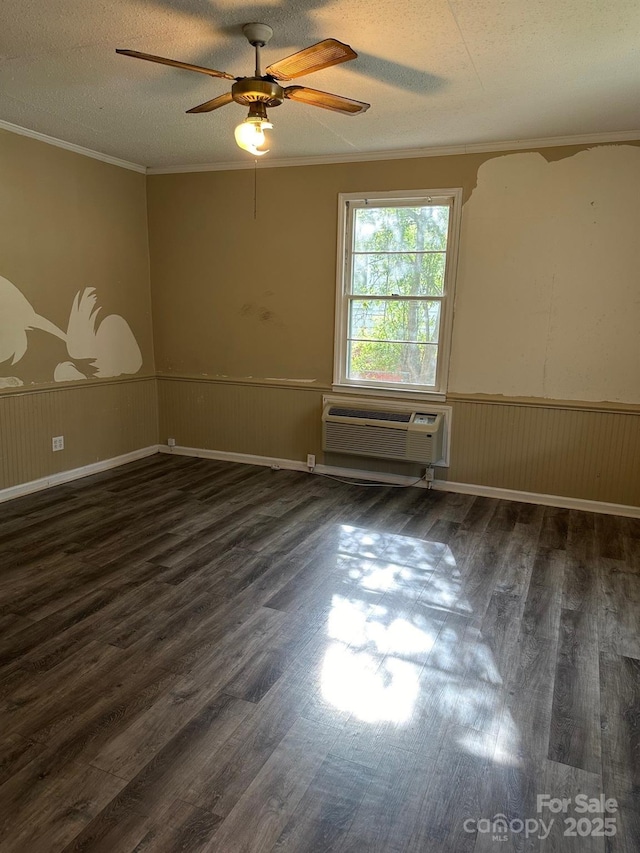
[0,1,639,851]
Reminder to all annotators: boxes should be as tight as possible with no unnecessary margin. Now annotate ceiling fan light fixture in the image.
[234,103,273,156]
[117,26,370,153]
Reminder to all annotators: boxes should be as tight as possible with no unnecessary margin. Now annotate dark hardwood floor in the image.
[0,454,638,852]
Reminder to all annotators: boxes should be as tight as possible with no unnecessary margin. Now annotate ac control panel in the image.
[413,413,439,426]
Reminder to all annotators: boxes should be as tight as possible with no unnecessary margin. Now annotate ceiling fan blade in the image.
[266,39,357,81]
[186,92,235,114]
[116,49,235,81]
[284,86,370,115]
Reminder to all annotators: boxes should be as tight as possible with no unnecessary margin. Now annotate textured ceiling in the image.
[0,0,639,168]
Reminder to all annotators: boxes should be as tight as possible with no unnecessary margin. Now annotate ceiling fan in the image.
[117,23,370,156]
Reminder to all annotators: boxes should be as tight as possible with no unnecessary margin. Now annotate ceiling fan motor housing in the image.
[232,78,284,107]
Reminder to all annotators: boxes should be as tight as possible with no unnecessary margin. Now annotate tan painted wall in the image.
[148,143,640,397]
[148,142,640,506]
[147,152,493,383]
[0,129,154,386]
[450,145,640,403]
[3,130,639,505]
[0,131,157,488]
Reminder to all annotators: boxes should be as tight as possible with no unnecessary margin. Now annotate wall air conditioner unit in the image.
[322,403,444,465]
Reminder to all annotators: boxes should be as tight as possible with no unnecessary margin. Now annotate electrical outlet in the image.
[424,466,434,482]
[167,437,176,447]
[52,435,64,452]
[306,454,316,469]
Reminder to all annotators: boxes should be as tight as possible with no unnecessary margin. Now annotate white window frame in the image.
[333,188,462,401]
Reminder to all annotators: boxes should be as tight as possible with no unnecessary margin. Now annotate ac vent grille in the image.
[328,407,411,423]
[322,401,446,465]
[325,422,407,458]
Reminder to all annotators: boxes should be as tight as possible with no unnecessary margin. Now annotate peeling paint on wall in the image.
[0,276,143,385]
[449,145,640,404]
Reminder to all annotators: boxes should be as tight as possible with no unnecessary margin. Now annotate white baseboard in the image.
[158,444,310,473]
[159,444,640,518]
[429,479,640,518]
[7,441,635,517]
[0,445,160,504]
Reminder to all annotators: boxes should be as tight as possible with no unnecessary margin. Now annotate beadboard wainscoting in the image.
[156,377,640,510]
[157,376,326,465]
[447,397,640,507]
[3,376,638,511]
[0,378,158,492]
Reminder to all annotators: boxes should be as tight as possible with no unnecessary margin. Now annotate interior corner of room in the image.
[1,128,639,514]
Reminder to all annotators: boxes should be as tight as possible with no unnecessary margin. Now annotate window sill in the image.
[331,383,446,404]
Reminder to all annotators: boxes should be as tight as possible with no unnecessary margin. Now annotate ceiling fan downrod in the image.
[242,23,274,77]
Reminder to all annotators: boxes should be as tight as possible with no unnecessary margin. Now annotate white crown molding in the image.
[1,118,638,177]
[0,118,146,174]
[147,129,640,174]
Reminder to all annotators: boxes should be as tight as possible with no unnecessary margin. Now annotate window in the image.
[334,189,462,398]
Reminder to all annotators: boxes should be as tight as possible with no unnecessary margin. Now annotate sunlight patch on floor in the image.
[321,644,421,724]
[318,524,522,765]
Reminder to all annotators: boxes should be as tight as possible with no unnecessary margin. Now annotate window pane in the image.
[348,341,438,386]
[349,299,441,344]
[353,205,449,253]
[352,252,445,296]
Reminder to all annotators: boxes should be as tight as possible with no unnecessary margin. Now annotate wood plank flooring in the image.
[0,454,638,852]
